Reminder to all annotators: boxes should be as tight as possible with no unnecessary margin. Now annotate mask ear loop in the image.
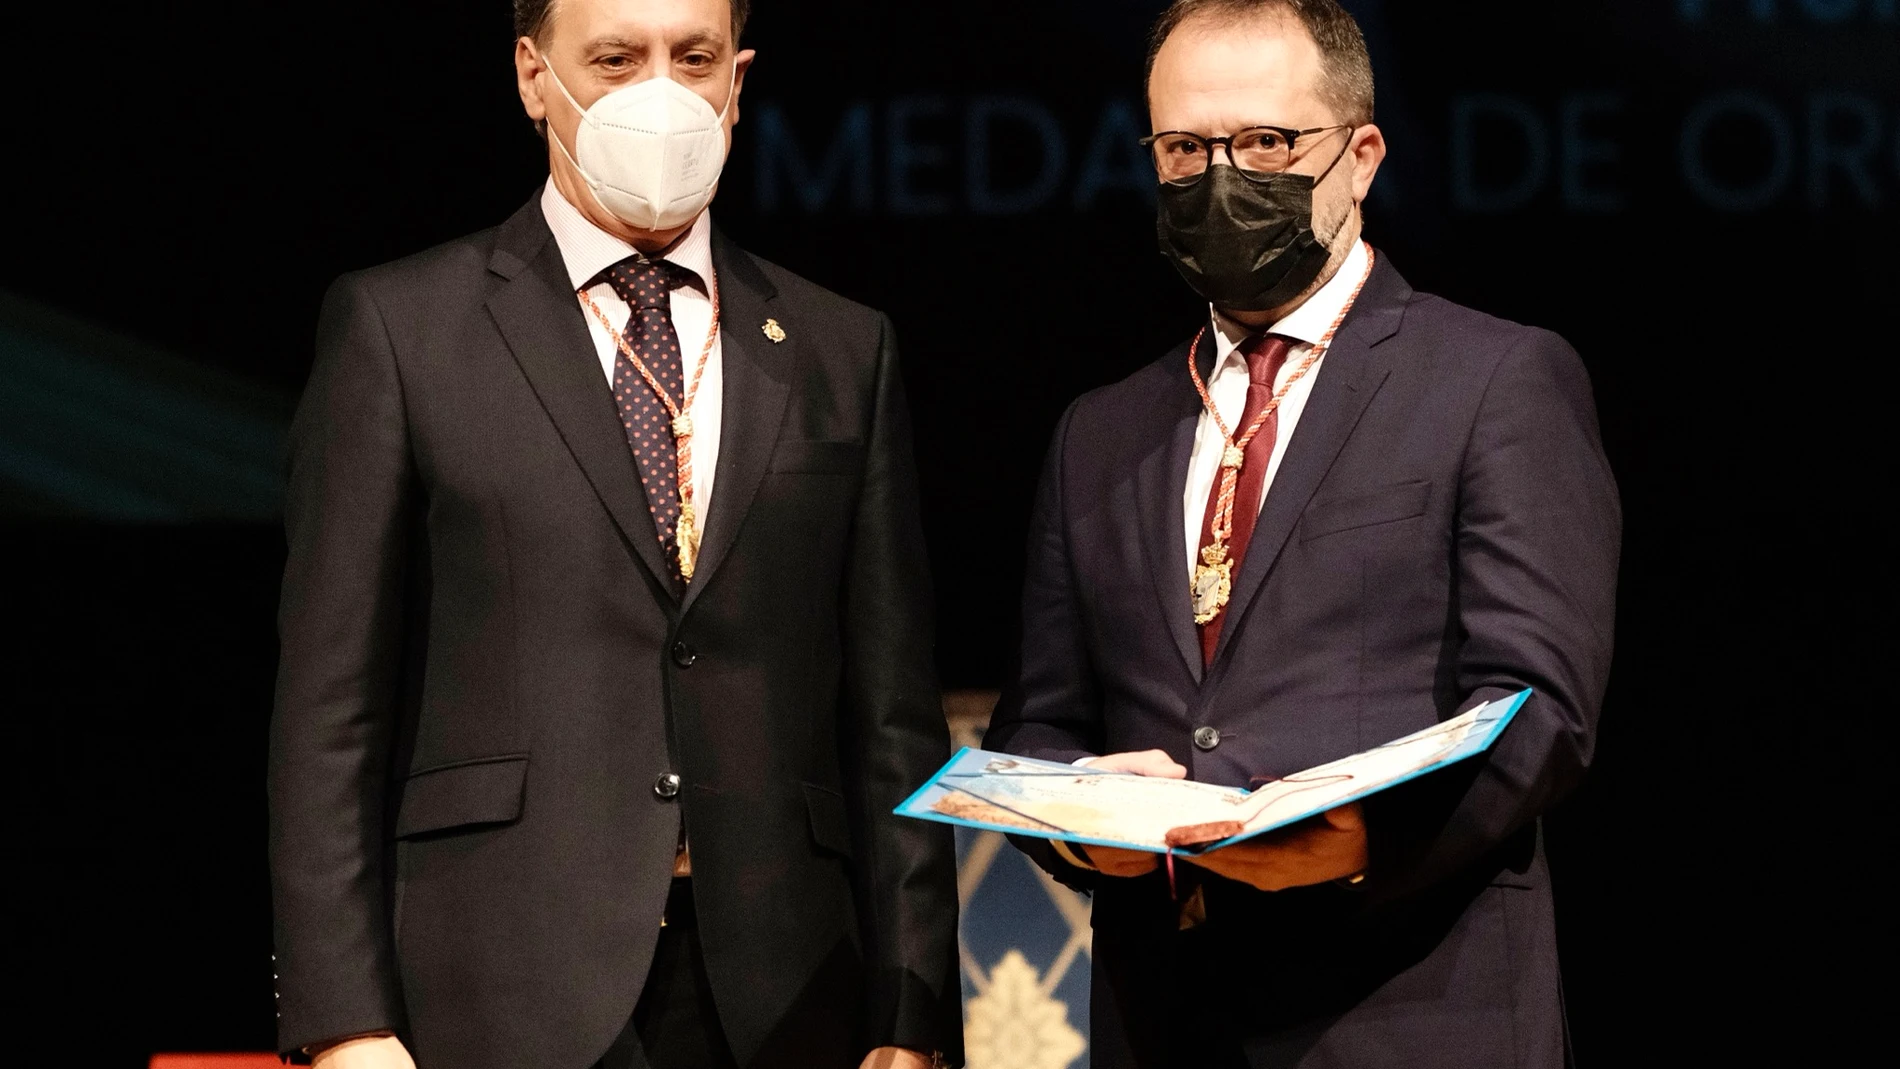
[1313,129,1363,242]
[708,56,740,124]
[539,49,737,139]
[535,52,611,205]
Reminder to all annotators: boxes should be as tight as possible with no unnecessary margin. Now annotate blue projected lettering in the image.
[1678,0,1783,19]
[1677,0,1896,20]
[1681,92,1798,211]
[1561,94,1626,214]
[1807,93,1886,208]
[1455,90,1891,213]
[753,97,1158,216]
[1074,100,1158,211]
[754,102,874,214]
[887,97,954,217]
[1451,94,1550,213]
[755,83,1888,219]
[967,97,1069,215]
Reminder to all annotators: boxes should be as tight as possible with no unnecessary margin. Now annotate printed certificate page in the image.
[895,690,1529,854]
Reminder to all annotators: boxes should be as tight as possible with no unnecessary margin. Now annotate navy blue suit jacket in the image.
[984,253,1619,1069]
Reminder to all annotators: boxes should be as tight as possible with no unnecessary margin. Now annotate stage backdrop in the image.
[4,1,1892,1066]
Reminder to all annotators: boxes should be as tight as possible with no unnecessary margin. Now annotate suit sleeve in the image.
[839,313,964,1062]
[982,400,1107,890]
[268,274,415,1053]
[1361,328,1620,905]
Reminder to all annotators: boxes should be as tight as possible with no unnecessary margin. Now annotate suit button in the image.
[671,642,697,668]
[654,773,682,800]
[1193,726,1221,751]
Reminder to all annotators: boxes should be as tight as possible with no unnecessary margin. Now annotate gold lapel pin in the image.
[762,318,787,343]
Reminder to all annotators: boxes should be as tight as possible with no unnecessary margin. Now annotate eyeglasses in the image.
[1139,124,1353,183]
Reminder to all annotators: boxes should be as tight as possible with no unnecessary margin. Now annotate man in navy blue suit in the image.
[984,2,1620,1066]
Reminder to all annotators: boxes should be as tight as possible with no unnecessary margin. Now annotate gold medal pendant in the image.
[574,271,725,590]
[1180,244,1376,632]
[676,499,699,581]
[671,419,699,581]
[1191,543,1233,625]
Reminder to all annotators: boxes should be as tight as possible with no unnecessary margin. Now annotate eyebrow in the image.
[579,30,727,55]
[669,29,728,52]
[582,35,648,54]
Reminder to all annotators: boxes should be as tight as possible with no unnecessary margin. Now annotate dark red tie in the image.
[1196,334,1293,666]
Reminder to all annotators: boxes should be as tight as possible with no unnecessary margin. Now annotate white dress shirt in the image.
[541,181,724,520]
[1180,239,1372,583]
[1059,241,1377,800]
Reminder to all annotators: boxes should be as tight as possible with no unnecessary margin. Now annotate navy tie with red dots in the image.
[598,257,695,587]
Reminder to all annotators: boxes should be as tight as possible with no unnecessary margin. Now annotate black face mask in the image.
[1156,143,1350,314]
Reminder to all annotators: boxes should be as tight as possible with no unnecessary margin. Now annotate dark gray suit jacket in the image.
[985,253,1619,1069]
[269,196,962,1069]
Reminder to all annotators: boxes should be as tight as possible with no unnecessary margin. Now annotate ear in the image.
[515,37,550,124]
[728,48,757,127]
[1347,123,1386,204]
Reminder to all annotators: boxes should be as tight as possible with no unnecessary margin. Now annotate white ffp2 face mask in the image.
[541,58,737,231]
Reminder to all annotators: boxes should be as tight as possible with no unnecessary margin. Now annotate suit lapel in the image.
[1208,256,1412,668]
[680,231,789,615]
[1133,340,1207,684]
[484,197,677,595]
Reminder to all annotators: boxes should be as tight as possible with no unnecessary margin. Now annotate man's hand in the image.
[1076,750,1188,877]
[1183,802,1368,891]
[858,1046,936,1069]
[311,1035,415,1069]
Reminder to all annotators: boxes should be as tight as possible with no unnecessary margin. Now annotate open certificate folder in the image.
[896,689,1530,854]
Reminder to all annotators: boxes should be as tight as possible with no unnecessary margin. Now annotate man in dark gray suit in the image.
[268,2,960,1067]
[984,1,1619,1066]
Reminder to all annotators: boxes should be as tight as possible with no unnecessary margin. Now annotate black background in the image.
[6,1,1893,1065]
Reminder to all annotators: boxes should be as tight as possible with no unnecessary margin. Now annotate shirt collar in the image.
[1209,238,1372,368]
[540,179,717,293]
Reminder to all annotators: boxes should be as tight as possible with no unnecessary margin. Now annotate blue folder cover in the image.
[896,689,1530,854]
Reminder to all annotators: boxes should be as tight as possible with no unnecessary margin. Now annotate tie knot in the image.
[600,257,693,311]
[1241,333,1294,386]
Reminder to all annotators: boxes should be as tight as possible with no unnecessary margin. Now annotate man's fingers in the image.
[1322,801,1365,830]
[1183,811,1368,891]
[858,1047,932,1069]
[1088,749,1188,778]
[312,1036,416,1069]
[1088,845,1162,876]
[1185,847,1292,892]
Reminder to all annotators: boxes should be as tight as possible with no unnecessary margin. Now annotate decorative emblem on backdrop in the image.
[945,699,1092,1069]
[964,950,1089,1069]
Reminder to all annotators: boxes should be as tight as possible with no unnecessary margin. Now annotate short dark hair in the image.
[1145,0,1374,127]
[514,0,752,44]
